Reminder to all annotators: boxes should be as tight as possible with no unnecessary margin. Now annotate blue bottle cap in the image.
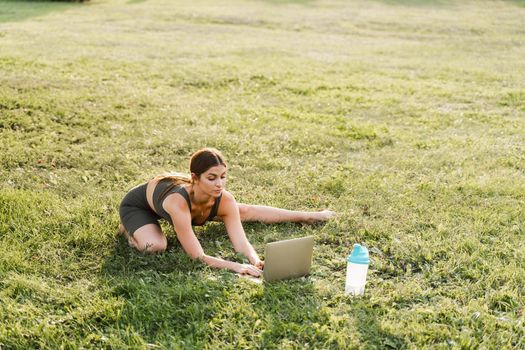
[347,243,369,264]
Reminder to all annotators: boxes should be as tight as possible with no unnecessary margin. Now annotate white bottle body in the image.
[345,262,369,295]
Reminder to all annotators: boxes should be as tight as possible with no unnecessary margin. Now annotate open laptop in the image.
[261,236,315,282]
[237,236,315,283]
[238,236,314,283]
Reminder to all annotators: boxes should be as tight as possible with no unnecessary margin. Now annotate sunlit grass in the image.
[1,0,524,348]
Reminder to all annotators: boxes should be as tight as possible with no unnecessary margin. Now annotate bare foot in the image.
[303,210,336,224]
[118,223,136,248]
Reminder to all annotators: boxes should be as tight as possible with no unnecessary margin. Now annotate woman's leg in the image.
[119,223,167,253]
[237,204,335,224]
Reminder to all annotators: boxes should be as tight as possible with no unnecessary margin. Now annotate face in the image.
[193,164,227,197]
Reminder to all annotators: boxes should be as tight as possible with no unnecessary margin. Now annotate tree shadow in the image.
[0,0,81,24]
[101,224,407,348]
[252,279,338,347]
[351,299,407,349]
[101,226,336,347]
[252,279,406,348]
[99,234,230,347]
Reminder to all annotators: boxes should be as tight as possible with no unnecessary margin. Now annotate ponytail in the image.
[154,172,192,200]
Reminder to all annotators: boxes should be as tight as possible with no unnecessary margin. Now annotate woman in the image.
[119,148,335,277]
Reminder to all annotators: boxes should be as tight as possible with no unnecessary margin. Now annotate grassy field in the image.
[1,0,524,348]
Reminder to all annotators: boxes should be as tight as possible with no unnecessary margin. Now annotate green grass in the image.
[1,0,524,348]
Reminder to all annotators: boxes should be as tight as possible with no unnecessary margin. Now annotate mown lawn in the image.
[1,0,524,348]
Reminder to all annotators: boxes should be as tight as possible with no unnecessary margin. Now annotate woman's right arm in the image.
[164,195,262,277]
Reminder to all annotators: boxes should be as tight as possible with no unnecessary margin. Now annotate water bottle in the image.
[345,243,370,295]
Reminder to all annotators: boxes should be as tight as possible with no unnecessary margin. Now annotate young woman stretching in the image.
[119,148,335,277]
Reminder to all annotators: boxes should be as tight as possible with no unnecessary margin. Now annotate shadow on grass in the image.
[100,214,388,348]
[100,234,228,347]
[351,300,407,349]
[101,230,407,347]
[253,280,337,347]
[0,0,81,23]
[101,229,336,347]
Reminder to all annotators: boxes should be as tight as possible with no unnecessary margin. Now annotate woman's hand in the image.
[235,263,263,277]
[250,258,264,271]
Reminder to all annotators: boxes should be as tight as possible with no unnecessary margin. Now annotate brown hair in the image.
[189,147,227,179]
[155,148,227,199]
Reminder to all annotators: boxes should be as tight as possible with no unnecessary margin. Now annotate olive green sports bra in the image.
[152,178,222,226]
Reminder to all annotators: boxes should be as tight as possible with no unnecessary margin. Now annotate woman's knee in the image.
[148,242,167,253]
[138,237,167,253]
[133,224,167,253]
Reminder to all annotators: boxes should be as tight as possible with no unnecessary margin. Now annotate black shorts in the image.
[119,183,161,236]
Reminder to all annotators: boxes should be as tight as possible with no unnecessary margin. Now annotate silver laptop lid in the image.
[263,236,314,282]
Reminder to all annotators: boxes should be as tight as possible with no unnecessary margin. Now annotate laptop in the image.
[238,236,314,284]
[262,236,315,282]
[236,236,315,283]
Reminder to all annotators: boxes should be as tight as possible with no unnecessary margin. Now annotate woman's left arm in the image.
[219,191,263,269]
